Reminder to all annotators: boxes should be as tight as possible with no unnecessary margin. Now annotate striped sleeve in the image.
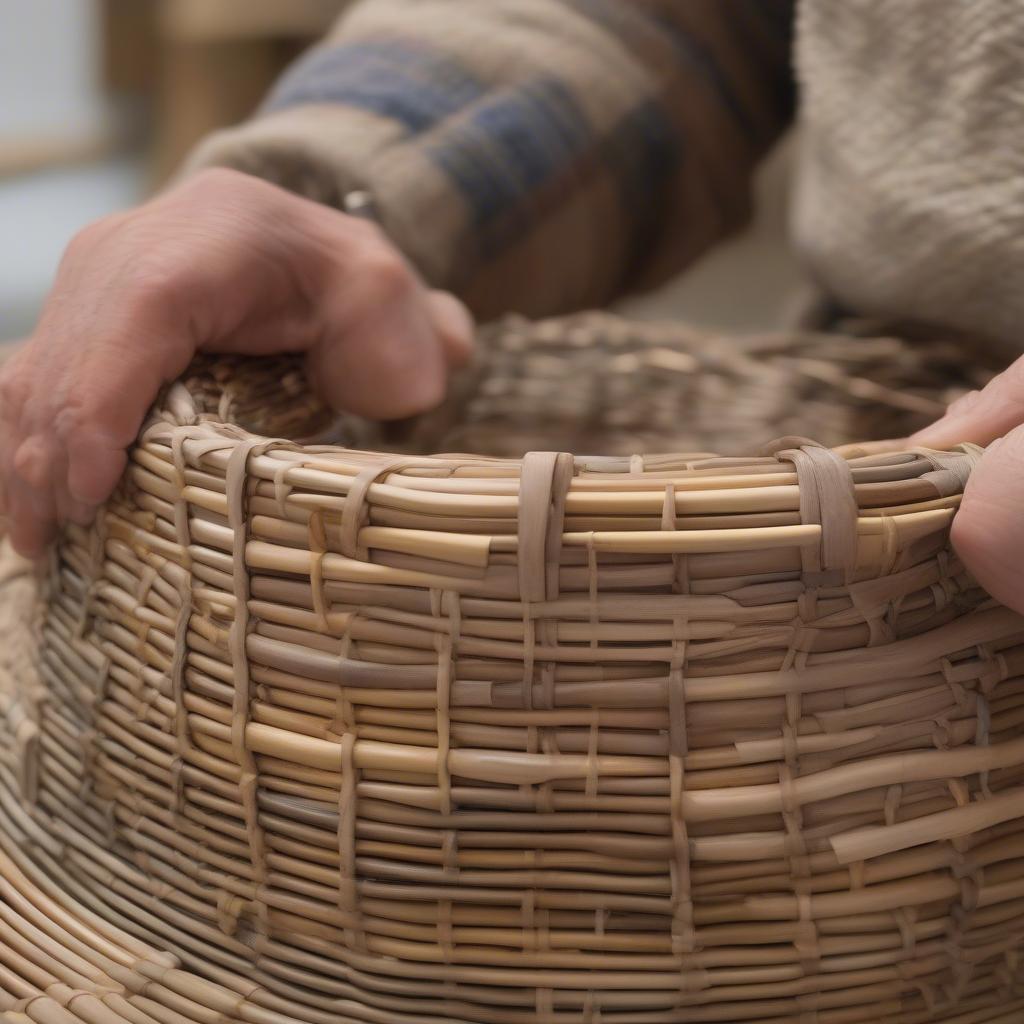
[184,0,795,319]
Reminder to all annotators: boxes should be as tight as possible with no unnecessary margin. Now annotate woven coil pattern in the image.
[2,315,1024,1024]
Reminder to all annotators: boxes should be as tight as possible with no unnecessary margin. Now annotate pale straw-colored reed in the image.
[2,314,1023,1024]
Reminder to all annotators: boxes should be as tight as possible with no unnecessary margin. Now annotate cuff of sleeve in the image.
[180,104,465,293]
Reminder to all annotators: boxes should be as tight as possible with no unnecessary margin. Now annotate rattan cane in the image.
[2,315,1024,1024]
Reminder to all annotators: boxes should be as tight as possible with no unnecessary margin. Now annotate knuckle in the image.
[64,216,114,261]
[189,165,254,192]
[1002,356,1024,389]
[987,359,1024,414]
[182,166,248,201]
[360,244,417,300]
[0,366,26,421]
[946,389,981,417]
[52,404,85,446]
[183,166,278,213]
[173,169,294,248]
[120,255,194,316]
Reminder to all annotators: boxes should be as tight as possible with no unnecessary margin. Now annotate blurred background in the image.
[0,0,802,347]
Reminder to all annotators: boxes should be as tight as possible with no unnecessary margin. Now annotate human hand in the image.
[913,355,1024,614]
[0,168,473,558]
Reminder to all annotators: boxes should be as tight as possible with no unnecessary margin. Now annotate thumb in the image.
[949,426,1024,615]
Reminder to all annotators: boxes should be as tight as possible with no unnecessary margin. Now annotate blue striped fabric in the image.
[263,39,486,136]
[427,77,592,255]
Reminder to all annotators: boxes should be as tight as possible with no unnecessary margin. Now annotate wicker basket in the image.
[2,314,1024,1024]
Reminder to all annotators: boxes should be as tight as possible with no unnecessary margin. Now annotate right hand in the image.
[0,167,474,558]
[912,357,1024,617]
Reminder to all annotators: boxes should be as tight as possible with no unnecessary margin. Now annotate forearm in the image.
[184,0,795,319]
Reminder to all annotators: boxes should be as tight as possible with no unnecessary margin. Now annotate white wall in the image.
[0,0,143,342]
[0,0,106,144]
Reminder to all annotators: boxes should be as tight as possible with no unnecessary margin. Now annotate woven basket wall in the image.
[2,314,1024,1024]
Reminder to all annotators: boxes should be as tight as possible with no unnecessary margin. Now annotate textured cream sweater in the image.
[794,0,1024,350]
